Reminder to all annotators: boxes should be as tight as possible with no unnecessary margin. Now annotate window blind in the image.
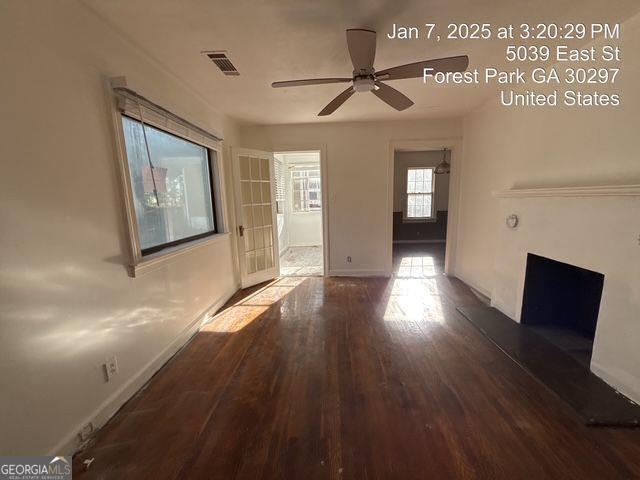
[113,86,223,150]
[275,160,285,201]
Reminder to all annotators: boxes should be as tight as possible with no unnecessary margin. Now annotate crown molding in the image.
[493,184,640,198]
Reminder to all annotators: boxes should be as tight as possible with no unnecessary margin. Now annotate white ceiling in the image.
[82,0,639,125]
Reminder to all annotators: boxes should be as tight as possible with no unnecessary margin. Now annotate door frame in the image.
[272,144,329,277]
[231,147,280,288]
[386,138,463,277]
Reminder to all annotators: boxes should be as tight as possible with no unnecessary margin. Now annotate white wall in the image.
[0,0,240,455]
[456,11,640,401]
[288,212,323,246]
[393,151,450,214]
[241,119,462,275]
[457,12,640,295]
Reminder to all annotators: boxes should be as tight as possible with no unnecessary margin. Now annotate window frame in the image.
[291,167,322,213]
[112,100,228,277]
[403,166,436,223]
[122,115,220,256]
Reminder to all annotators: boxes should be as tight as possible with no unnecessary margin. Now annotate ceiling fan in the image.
[272,28,469,116]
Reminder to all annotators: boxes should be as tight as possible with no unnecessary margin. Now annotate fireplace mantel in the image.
[493,184,640,198]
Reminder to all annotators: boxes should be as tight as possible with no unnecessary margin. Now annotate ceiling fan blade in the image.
[272,78,352,88]
[372,81,414,111]
[376,55,469,81]
[318,87,355,116]
[346,28,376,72]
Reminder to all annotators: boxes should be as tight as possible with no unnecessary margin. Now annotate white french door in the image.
[232,148,280,288]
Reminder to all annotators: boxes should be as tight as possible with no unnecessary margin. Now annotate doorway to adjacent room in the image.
[392,149,451,278]
[274,151,324,276]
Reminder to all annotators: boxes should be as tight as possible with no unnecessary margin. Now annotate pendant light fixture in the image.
[434,148,450,175]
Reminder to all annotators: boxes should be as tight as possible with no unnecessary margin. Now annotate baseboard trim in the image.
[490,301,519,322]
[328,269,389,277]
[591,362,640,407]
[52,284,238,456]
[457,275,522,324]
[392,239,446,244]
[452,271,492,300]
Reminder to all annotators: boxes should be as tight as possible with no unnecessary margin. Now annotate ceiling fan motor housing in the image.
[353,76,375,92]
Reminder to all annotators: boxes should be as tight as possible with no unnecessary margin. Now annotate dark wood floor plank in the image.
[73,244,640,479]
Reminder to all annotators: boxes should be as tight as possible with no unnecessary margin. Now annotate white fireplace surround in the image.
[490,184,640,404]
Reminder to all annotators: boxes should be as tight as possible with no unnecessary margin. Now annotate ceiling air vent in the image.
[203,51,239,76]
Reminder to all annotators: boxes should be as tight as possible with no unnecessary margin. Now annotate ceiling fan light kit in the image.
[272,28,469,116]
[353,77,375,92]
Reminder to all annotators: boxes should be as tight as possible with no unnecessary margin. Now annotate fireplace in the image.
[520,253,605,367]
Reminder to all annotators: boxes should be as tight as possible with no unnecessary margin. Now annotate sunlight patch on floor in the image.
[273,276,308,288]
[242,286,296,307]
[396,255,438,278]
[203,305,270,333]
[203,277,308,333]
[383,277,444,324]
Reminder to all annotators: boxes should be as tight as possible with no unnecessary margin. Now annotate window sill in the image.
[128,232,231,278]
[402,217,437,224]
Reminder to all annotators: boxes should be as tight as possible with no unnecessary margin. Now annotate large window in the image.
[121,116,217,255]
[406,167,434,220]
[292,168,321,212]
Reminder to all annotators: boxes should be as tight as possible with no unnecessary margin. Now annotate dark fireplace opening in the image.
[521,253,604,367]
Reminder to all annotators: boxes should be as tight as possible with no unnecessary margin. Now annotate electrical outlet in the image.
[347,256,352,263]
[103,356,118,382]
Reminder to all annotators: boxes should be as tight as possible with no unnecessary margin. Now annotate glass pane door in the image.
[237,153,277,286]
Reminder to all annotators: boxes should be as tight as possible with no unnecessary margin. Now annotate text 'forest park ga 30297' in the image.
[386,22,623,107]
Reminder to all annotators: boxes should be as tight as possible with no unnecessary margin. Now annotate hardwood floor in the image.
[73,244,640,479]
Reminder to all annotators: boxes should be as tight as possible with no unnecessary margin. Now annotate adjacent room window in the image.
[121,116,217,255]
[292,168,322,212]
[406,167,434,219]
